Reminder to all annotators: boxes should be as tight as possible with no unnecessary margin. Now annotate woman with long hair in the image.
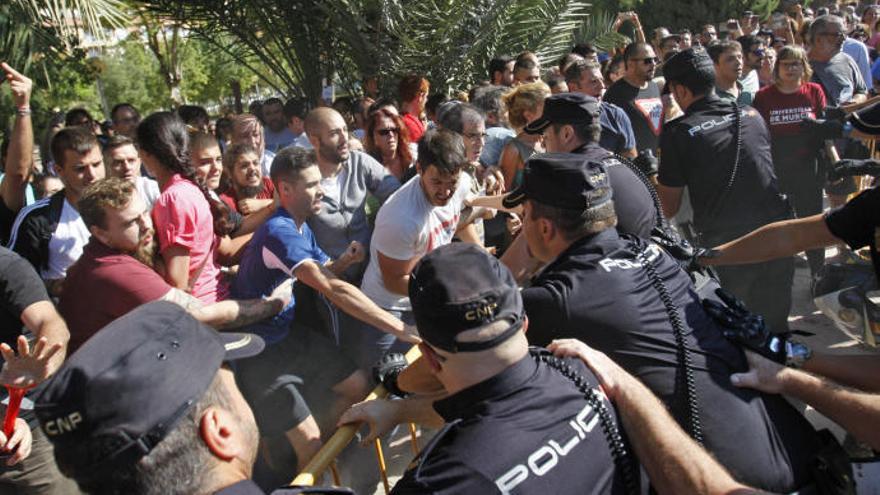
[752,45,828,276]
[137,113,233,303]
[363,107,414,180]
[498,81,550,191]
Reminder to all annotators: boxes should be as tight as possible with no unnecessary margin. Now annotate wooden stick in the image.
[291,345,423,486]
[374,438,391,494]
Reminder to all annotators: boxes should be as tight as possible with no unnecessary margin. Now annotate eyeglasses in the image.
[377,128,399,136]
[751,49,766,57]
[633,57,659,65]
[464,132,487,141]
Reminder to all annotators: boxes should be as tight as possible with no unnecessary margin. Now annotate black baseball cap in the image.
[524,93,601,135]
[35,301,264,473]
[409,243,524,353]
[849,101,880,136]
[663,47,715,86]
[502,152,612,210]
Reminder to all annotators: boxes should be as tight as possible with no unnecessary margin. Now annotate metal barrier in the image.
[291,346,423,492]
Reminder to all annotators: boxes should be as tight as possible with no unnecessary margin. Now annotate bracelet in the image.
[15,107,31,117]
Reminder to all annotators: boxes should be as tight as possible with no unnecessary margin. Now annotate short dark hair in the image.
[489,56,513,81]
[707,40,742,63]
[737,35,764,55]
[78,178,135,230]
[623,42,650,62]
[283,98,308,121]
[514,57,538,72]
[529,197,617,241]
[104,135,135,155]
[270,146,318,187]
[64,108,94,127]
[110,103,139,123]
[54,374,231,495]
[417,129,467,175]
[263,97,283,108]
[177,105,209,127]
[563,59,601,85]
[553,120,601,145]
[572,42,597,58]
[51,127,99,169]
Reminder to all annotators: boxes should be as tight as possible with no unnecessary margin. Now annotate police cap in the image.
[662,47,716,87]
[850,101,880,136]
[502,152,612,210]
[35,301,264,473]
[409,243,524,353]
[524,93,601,135]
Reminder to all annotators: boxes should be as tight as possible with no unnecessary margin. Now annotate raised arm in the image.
[1,63,34,213]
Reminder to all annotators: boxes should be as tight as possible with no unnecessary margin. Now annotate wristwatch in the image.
[784,341,813,369]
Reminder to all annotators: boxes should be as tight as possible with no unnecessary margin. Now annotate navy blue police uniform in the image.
[391,243,644,495]
[657,48,794,333]
[504,153,823,494]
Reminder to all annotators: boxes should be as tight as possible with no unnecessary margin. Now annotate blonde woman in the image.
[752,45,827,276]
[498,81,551,190]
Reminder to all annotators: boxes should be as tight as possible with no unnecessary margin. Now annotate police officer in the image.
[655,47,795,333]
[34,302,346,495]
[389,243,640,494]
[504,153,822,493]
[523,92,660,239]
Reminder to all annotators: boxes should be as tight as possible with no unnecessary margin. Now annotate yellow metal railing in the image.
[291,345,423,492]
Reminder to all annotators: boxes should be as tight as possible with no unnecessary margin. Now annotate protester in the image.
[498,81,550,190]
[363,107,414,181]
[138,112,229,304]
[488,55,515,87]
[220,143,275,216]
[103,135,160,210]
[398,75,429,142]
[232,114,276,176]
[109,103,140,138]
[604,42,664,154]
[9,126,104,297]
[0,64,35,246]
[261,97,297,152]
[752,45,828,277]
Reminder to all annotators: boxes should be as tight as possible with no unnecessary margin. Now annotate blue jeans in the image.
[338,308,414,374]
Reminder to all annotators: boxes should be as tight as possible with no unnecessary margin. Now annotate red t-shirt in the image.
[59,239,171,353]
[219,177,275,214]
[752,82,826,137]
[402,113,426,143]
[752,82,826,161]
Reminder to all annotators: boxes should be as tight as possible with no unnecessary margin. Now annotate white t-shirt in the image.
[136,176,160,211]
[45,199,90,280]
[260,149,277,177]
[361,173,472,310]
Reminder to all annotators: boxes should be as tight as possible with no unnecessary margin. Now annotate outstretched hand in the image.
[0,335,63,389]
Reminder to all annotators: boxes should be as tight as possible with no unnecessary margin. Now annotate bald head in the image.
[305,107,351,165]
[304,107,345,137]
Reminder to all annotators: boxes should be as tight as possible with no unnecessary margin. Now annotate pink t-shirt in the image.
[152,174,226,303]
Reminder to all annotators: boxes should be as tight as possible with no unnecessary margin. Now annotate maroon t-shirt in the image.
[752,82,826,160]
[59,239,171,353]
[219,176,275,214]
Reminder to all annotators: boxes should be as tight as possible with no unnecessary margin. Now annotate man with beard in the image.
[262,97,297,152]
[219,143,275,216]
[303,107,399,282]
[604,42,664,154]
[58,178,288,354]
[358,129,474,368]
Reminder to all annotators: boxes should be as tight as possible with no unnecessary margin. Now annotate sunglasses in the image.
[377,128,399,136]
[633,57,659,65]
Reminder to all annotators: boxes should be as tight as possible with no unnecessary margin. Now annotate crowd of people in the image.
[5,1,880,493]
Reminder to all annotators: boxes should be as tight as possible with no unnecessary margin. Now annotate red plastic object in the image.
[3,387,26,438]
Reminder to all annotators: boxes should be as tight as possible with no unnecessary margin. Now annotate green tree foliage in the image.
[100,38,169,113]
[145,0,599,103]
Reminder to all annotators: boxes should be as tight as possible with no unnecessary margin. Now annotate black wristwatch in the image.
[784,341,813,369]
